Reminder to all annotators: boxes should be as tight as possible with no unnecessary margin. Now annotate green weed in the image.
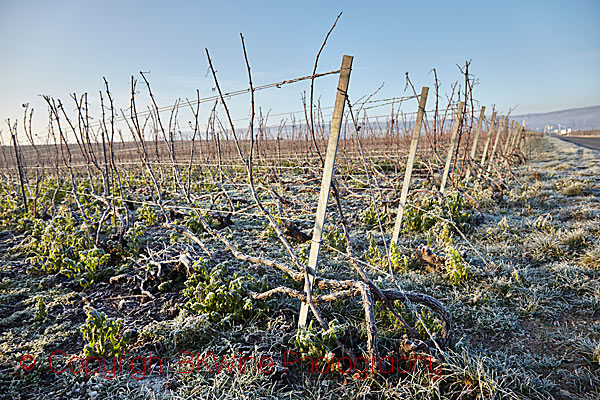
[404,192,473,233]
[324,227,347,253]
[360,204,379,228]
[81,307,130,358]
[445,246,469,285]
[26,212,108,287]
[182,259,269,324]
[290,319,345,364]
[136,202,159,226]
[34,297,47,321]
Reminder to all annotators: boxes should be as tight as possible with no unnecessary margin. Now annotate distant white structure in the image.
[548,124,572,135]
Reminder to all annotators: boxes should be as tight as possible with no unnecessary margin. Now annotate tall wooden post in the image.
[464,106,486,181]
[515,123,525,152]
[503,120,515,155]
[487,115,506,172]
[479,111,497,170]
[391,86,429,243]
[10,127,28,213]
[298,54,353,329]
[508,121,521,154]
[439,101,464,195]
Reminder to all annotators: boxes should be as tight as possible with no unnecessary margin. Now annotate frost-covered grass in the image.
[1,135,599,399]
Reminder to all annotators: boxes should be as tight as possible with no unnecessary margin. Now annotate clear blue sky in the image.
[1,0,599,141]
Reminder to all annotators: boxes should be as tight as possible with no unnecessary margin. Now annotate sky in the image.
[0,0,599,142]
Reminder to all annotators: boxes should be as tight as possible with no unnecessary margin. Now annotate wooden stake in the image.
[479,111,497,170]
[391,86,429,243]
[487,115,506,172]
[298,54,353,329]
[439,101,464,195]
[503,120,515,155]
[515,123,526,154]
[464,106,486,182]
[515,123,525,152]
[508,121,521,154]
[10,126,28,213]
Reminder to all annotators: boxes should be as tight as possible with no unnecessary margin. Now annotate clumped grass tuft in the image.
[556,178,590,197]
[580,246,600,269]
[572,337,600,369]
[568,206,591,221]
[439,349,523,399]
[529,232,565,263]
[560,228,588,251]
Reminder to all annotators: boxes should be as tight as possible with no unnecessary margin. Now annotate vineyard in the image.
[0,35,599,400]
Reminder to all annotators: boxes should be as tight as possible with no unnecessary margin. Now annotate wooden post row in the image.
[509,122,522,154]
[439,101,465,195]
[391,86,429,243]
[298,54,353,329]
[515,123,525,152]
[479,111,497,170]
[487,115,506,172]
[503,120,515,155]
[464,106,486,182]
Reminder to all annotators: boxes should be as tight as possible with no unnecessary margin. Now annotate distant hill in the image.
[512,105,600,131]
